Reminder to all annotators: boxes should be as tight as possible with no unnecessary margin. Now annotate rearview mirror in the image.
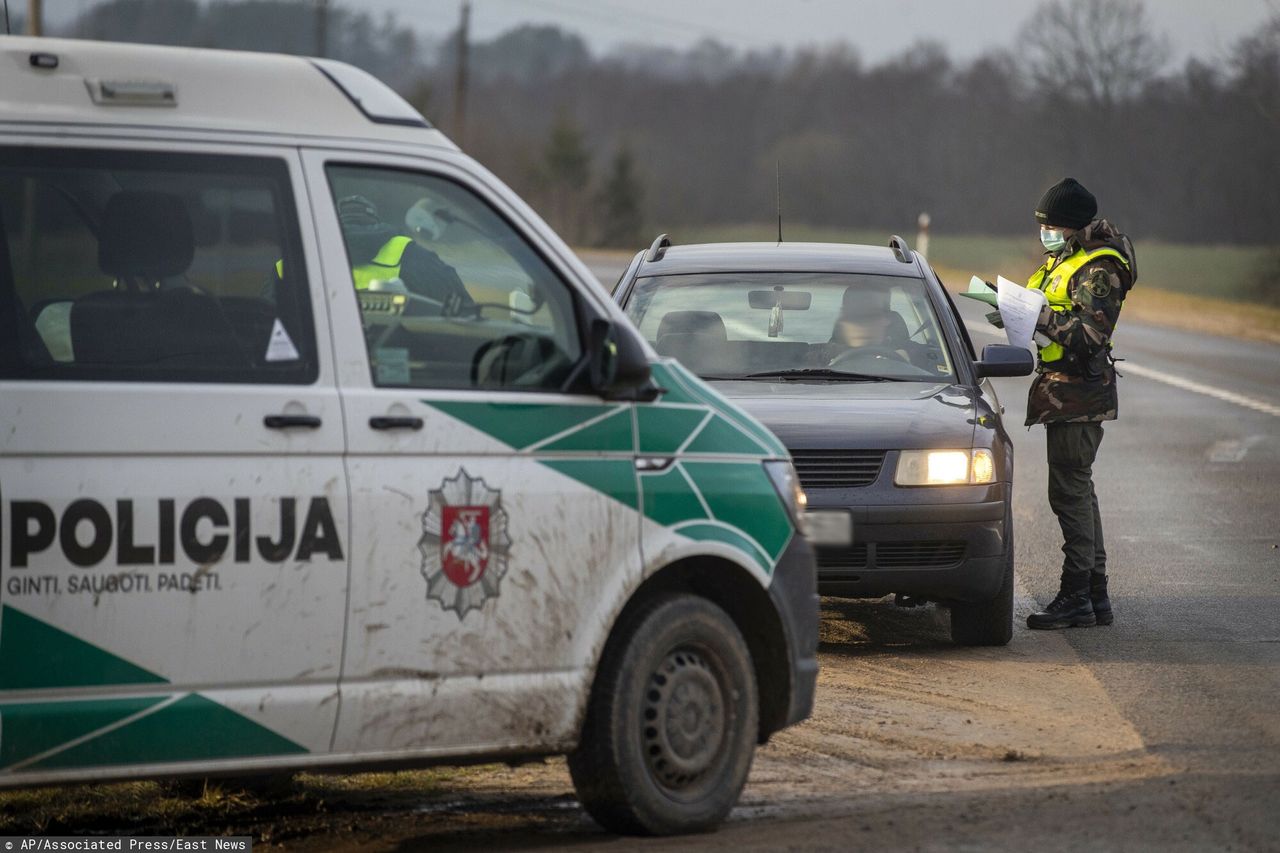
[748,289,811,310]
[975,344,1035,378]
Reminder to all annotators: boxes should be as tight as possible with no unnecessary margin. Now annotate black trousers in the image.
[1045,422,1106,578]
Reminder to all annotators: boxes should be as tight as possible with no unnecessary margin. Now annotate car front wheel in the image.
[950,505,1015,646]
[568,593,759,836]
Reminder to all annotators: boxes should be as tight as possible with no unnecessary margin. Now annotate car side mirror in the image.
[589,319,659,401]
[975,344,1035,378]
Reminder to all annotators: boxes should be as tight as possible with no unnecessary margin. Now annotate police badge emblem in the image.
[418,469,512,617]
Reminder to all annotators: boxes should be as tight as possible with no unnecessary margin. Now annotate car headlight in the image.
[763,460,808,530]
[894,449,995,486]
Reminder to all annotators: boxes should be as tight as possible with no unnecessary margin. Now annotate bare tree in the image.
[1231,11,1280,127]
[1018,0,1169,107]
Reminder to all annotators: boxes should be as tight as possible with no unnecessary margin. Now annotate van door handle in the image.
[264,414,322,429]
[370,416,424,431]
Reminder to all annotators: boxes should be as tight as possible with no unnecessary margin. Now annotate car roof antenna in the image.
[776,160,783,245]
[3,0,11,35]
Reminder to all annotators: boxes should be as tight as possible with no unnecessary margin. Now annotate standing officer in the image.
[1021,178,1136,629]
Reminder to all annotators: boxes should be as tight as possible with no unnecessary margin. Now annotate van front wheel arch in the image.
[568,592,758,836]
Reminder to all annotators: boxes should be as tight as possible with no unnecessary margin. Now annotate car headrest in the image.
[655,332,723,375]
[98,191,195,279]
[656,310,726,341]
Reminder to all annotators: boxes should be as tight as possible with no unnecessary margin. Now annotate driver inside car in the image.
[827,285,913,366]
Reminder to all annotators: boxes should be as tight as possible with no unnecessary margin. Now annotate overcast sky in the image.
[369,0,1275,65]
[38,0,1277,66]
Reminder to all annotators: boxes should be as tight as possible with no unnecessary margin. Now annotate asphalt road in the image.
[575,252,1280,850]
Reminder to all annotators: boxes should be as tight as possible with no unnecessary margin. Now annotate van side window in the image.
[325,165,582,391]
[0,148,316,384]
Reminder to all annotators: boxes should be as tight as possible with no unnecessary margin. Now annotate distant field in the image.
[673,223,1275,306]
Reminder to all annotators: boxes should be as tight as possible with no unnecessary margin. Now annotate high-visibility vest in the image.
[1026,246,1130,365]
[275,235,413,290]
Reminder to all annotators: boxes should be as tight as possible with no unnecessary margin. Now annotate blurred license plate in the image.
[804,511,852,546]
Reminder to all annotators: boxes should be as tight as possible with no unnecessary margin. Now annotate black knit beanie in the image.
[1035,178,1097,229]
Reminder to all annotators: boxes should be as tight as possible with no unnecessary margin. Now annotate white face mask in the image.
[1040,228,1067,252]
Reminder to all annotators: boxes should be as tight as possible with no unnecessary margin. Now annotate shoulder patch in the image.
[1085,269,1112,299]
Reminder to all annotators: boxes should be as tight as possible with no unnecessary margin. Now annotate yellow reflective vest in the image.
[275,235,413,290]
[1026,246,1130,365]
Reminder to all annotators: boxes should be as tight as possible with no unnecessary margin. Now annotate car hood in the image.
[707,379,978,450]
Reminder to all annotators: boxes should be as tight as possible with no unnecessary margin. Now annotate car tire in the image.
[568,593,759,836]
[950,505,1015,646]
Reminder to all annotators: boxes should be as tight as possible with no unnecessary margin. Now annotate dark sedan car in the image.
[613,236,1034,645]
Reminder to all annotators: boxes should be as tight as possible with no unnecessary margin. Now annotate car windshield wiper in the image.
[739,368,898,381]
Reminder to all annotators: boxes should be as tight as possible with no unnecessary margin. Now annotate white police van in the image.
[0,37,817,835]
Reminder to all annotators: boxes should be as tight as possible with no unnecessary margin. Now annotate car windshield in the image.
[625,272,955,381]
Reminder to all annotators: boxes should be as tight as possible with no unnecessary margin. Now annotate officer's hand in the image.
[985,310,1004,329]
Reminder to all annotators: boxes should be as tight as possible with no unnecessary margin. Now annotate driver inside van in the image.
[335,195,475,315]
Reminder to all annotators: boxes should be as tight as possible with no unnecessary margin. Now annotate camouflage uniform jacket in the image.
[1026,219,1135,426]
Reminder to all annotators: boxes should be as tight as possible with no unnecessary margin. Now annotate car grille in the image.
[790,449,886,489]
[816,543,868,571]
[875,542,967,569]
[816,542,966,573]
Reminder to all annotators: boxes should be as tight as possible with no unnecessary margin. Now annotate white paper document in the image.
[996,276,1047,352]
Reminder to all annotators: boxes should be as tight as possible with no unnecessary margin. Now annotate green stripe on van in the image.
[0,606,166,691]
[681,462,793,563]
[0,696,166,769]
[540,459,639,510]
[428,401,622,451]
[26,693,307,771]
[671,522,773,574]
[684,415,769,456]
[538,408,633,453]
[662,361,788,457]
[636,406,708,454]
[646,362,702,405]
[639,466,708,528]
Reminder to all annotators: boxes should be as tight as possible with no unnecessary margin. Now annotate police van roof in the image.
[0,36,456,148]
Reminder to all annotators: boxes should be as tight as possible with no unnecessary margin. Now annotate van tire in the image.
[950,505,1015,646]
[568,593,758,836]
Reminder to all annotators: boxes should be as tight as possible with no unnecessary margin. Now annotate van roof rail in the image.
[888,235,912,264]
[646,234,672,262]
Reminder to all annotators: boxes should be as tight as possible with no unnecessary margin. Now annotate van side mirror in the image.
[589,319,659,401]
[975,344,1035,378]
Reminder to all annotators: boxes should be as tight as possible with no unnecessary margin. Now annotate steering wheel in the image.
[828,345,910,368]
[827,345,939,379]
[472,333,567,388]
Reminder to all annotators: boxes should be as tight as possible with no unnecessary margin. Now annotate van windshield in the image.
[625,272,954,381]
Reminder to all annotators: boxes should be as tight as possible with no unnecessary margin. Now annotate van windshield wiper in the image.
[740,368,897,381]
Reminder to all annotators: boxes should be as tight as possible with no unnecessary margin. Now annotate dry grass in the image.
[1120,288,1280,345]
[0,768,474,837]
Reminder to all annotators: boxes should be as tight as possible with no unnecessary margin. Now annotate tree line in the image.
[42,0,1280,262]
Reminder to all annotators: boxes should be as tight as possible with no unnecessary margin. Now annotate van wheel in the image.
[568,593,758,836]
[950,505,1015,646]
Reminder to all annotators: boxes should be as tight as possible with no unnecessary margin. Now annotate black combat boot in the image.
[1090,573,1113,626]
[1027,573,1096,629]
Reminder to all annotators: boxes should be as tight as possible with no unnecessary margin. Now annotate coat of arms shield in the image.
[418,469,512,617]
